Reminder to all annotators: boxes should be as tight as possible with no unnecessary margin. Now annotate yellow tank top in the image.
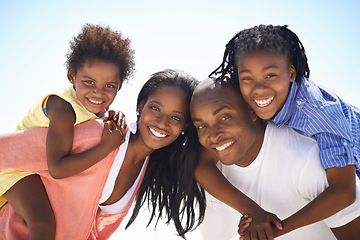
[0,85,103,207]
[16,85,99,130]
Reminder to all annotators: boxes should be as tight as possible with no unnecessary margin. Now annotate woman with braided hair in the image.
[195,24,360,239]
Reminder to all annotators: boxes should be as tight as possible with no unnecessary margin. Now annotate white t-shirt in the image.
[200,123,360,240]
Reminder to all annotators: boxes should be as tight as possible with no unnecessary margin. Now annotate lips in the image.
[253,97,274,108]
[87,98,105,105]
[149,126,167,138]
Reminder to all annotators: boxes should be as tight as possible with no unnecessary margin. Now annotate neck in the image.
[236,121,266,167]
[127,132,155,165]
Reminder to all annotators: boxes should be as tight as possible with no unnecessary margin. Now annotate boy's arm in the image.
[273,165,356,237]
[196,147,282,240]
[46,96,125,179]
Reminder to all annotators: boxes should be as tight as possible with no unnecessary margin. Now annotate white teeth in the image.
[254,97,274,107]
[216,141,234,151]
[149,127,166,138]
[88,99,103,104]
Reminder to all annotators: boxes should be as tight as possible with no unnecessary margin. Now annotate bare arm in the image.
[196,147,282,240]
[331,215,360,240]
[46,95,125,179]
[273,165,356,237]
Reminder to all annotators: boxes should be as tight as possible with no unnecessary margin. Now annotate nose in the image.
[92,87,104,96]
[155,114,169,128]
[208,124,222,143]
[252,80,268,94]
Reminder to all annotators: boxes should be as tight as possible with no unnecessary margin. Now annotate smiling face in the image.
[137,85,189,151]
[191,80,264,167]
[236,50,296,120]
[69,59,122,114]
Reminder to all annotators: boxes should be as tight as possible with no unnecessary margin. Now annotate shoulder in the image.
[267,123,317,149]
[72,120,104,151]
[265,123,320,167]
[300,78,346,111]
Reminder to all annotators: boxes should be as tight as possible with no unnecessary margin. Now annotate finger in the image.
[239,231,251,240]
[120,112,126,128]
[102,112,109,121]
[114,110,119,122]
[270,215,283,230]
[103,121,111,132]
[250,229,258,240]
[264,225,274,240]
[257,229,266,240]
[109,120,118,132]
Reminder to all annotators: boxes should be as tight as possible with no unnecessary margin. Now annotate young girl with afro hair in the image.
[0,23,135,239]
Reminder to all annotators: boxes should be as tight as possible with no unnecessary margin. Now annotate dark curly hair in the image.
[66,23,135,83]
[126,69,206,239]
[210,24,310,87]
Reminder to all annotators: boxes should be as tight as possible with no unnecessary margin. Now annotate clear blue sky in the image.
[1,0,359,134]
[0,0,359,237]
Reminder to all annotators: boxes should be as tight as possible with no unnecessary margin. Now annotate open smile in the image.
[149,126,167,138]
[253,97,274,108]
[87,98,105,105]
[214,140,235,152]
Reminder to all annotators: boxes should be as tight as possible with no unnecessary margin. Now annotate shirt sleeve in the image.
[199,192,241,240]
[297,140,360,228]
[315,132,357,170]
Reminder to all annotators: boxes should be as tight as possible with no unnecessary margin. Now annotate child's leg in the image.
[4,174,56,240]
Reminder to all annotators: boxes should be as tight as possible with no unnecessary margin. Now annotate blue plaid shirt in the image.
[272,77,360,177]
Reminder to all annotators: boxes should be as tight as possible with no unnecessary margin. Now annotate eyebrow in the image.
[192,105,230,122]
[152,100,185,117]
[238,65,279,74]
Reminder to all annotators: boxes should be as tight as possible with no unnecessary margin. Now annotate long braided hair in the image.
[126,69,206,238]
[210,24,310,87]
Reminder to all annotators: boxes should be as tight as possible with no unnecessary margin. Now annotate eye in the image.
[171,116,182,122]
[197,124,206,130]
[106,84,117,89]
[84,80,95,85]
[265,74,276,79]
[221,114,230,121]
[240,76,252,81]
[150,106,160,112]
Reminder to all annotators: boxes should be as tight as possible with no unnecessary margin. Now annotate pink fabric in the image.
[0,120,146,240]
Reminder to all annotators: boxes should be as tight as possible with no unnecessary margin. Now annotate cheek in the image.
[107,91,118,101]
[196,132,207,147]
[239,87,251,102]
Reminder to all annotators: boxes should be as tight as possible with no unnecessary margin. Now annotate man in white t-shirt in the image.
[190,78,360,240]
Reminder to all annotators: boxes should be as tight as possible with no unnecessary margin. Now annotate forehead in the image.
[149,85,186,99]
[191,84,244,115]
[236,50,289,66]
[147,85,188,110]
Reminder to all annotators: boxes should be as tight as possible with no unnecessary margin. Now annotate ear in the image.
[117,81,123,91]
[182,122,189,133]
[247,105,259,122]
[67,68,75,84]
[289,65,296,83]
[137,101,145,116]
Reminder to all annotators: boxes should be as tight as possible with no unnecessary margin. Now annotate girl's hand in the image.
[100,120,127,153]
[103,109,127,130]
[241,209,282,240]
[238,214,252,239]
